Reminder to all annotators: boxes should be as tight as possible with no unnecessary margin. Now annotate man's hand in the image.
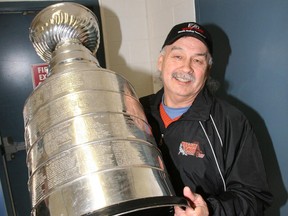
[174,186,209,216]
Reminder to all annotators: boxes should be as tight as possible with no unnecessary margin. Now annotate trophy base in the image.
[87,196,187,216]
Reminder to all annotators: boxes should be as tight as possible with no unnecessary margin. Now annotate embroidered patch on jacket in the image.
[178,141,205,158]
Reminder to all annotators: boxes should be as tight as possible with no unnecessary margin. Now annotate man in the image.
[140,22,272,215]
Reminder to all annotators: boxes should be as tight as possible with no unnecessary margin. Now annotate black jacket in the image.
[139,87,272,215]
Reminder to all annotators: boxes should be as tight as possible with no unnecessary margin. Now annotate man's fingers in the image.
[183,186,197,208]
[174,205,195,216]
[174,205,185,216]
[183,186,195,199]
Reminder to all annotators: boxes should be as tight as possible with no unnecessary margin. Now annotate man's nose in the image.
[181,60,193,72]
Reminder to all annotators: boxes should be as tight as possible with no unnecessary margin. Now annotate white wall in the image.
[99,0,196,97]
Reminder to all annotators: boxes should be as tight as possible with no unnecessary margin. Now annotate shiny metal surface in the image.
[24,2,186,215]
[29,2,100,63]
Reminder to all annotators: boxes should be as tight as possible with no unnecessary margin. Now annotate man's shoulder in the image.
[139,94,156,111]
[139,88,163,108]
[212,96,249,124]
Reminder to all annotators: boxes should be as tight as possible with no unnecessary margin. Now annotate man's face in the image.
[158,36,210,106]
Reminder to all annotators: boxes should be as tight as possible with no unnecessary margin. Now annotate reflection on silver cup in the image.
[24,2,186,215]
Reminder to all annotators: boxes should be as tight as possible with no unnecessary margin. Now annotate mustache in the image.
[172,72,195,82]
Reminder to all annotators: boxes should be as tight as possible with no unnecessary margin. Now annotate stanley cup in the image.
[23,2,186,216]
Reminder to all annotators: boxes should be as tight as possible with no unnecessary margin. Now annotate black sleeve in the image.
[207,114,273,215]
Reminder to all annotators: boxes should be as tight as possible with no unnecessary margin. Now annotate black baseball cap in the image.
[162,22,213,55]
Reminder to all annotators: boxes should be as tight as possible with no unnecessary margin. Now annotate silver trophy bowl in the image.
[24,2,186,215]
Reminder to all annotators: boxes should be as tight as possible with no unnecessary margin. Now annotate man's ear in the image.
[157,54,164,71]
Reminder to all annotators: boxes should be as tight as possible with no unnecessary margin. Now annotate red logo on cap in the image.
[181,23,204,34]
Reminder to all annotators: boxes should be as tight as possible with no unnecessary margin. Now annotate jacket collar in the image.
[151,87,213,121]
